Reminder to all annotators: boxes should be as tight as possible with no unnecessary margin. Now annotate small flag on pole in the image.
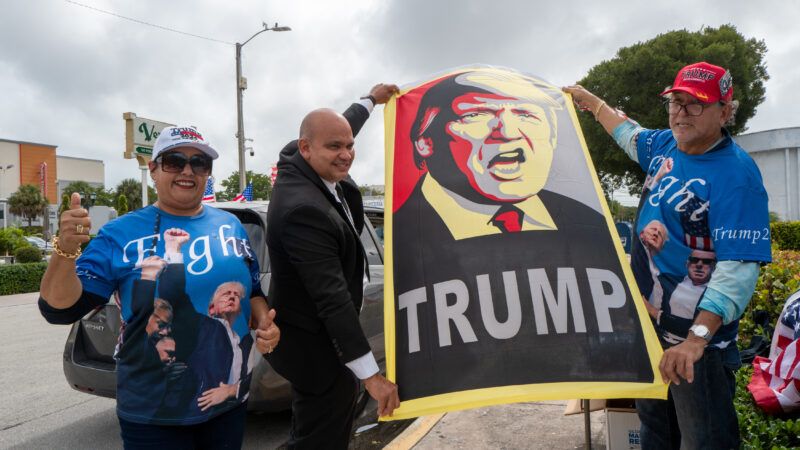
[270,164,278,186]
[202,177,216,203]
[232,183,253,202]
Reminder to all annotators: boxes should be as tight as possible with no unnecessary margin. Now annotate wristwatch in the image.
[689,324,712,342]
[360,94,377,106]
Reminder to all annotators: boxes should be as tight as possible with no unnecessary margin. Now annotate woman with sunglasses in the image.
[38,125,280,449]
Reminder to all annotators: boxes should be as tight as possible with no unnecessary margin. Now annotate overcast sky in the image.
[1,0,797,199]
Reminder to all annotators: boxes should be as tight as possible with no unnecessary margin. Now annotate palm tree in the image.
[8,184,49,227]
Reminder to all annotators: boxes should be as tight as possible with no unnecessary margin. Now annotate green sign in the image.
[135,146,153,155]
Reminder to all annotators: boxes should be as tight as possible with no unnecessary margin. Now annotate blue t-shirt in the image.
[631,129,771,346]
[76,205,261,425]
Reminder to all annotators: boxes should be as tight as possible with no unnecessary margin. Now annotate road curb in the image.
[384,413,445,450]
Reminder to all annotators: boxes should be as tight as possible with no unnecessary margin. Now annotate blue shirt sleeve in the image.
[75,229,117,298]
[236,221,263,297]
[635,129,670,173]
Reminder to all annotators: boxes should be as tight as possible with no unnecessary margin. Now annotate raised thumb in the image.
[70,192,82,209]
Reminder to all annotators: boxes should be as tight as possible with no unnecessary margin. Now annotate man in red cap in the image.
[564,63,771,448]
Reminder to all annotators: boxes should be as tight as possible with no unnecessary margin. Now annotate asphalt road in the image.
[0,293,406,449]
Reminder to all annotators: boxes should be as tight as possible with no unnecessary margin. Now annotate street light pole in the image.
[236,22,291,192]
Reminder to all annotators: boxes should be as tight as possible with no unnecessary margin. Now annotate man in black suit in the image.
[392,70,654,401]
[267,84,400,449]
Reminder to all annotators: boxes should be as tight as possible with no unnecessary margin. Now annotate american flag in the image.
[202,177,216,202]
[680,195,712,250]
[232,183,253,202]
[749,289,800,414]
[270,164,278,186]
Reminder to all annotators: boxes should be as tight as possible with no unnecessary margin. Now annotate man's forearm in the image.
[39,256,83,308]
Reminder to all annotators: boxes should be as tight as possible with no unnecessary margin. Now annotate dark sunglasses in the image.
[688,256,716,265]
[157,152,212,176]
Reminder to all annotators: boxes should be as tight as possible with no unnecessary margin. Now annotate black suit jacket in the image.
[266,103,372,394]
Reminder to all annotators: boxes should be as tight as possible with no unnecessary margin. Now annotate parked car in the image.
[62,201,385,412]
[25,236,51,253]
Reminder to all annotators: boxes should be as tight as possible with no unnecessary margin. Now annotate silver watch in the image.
[689,324,712,342]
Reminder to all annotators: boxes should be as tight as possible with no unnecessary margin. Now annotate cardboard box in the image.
[605,408,641,450]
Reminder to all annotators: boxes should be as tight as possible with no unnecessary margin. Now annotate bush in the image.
[739,250,800,344]
[20,226,43,236]
[14,246,42,263]
[0,262,47,295]
[736,366,800,449]
[772,222,800,251]
[0,227,29,255]
[736,250,800,447]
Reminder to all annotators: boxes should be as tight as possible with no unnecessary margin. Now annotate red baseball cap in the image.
[660,62,733,103]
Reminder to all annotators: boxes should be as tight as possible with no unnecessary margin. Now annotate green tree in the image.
[58,194,70,217]
[115,178,157,211]
[8,184,49,227]
[61,181,112,208]
[94,188,115,207]
[576,24,768,195]
[219,171,271,201]
[0,227,29,255]
[116,194,129,216]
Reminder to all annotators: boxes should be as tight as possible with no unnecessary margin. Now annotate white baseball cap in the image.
[152,126,219,160]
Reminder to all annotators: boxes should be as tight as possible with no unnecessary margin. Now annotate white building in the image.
[736,127,800,221]
[56,155,105,200]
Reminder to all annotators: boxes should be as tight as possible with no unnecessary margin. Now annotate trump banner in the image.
[383,66,667,420]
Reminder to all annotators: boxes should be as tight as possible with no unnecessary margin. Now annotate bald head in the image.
[297,108,356,183]
[299,108,350,141]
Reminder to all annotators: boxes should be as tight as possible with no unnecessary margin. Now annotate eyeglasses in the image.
[688,256,716,265]
[156,152,212,176]
[665,100,716,116]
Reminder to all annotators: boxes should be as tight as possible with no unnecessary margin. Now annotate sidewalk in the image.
[0,291,40,306]
[388,401,608,449]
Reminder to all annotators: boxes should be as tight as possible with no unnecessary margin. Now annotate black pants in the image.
[118,402,247,450]
[288,366,359,450]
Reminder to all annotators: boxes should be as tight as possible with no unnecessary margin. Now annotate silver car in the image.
[62,201,385,412]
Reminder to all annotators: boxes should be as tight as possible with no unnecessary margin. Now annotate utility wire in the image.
[64,0,234,45]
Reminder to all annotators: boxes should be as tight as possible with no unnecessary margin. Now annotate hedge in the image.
[14,246,43,263]
[739,250,800,343]
[20,226,43,236]
[736,366,800,449]
[0,262,47,295]
[737,250,800,446]
[772,222,800,251]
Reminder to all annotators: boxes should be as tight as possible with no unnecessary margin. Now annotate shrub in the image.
[739,250,800,344]
[772,222,800,251]
[14,245,42,263]
[736,366,800,449]
[0,262,47,295]
[736,250,800,447]
[20,226,43,236]
[0,227,29,255]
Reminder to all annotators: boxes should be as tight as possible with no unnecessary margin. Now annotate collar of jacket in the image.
[280,148,339,201]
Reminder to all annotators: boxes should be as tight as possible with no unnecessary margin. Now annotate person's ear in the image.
[720,103,734,126]
[298,138,311,160]
[414,136,434,158]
